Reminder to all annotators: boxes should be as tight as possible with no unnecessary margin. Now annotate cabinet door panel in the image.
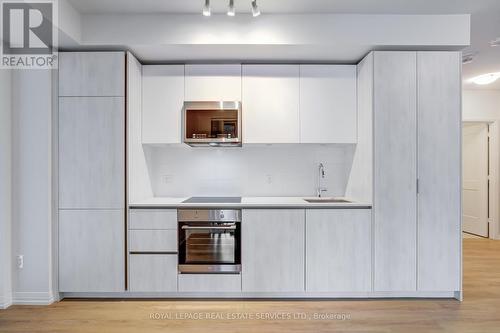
[142,65,184,144]
[373,52,417,291]
[129,254,177,292]
[242,209,305,292]
[185,64,241,101]
[59,52,124,97]
[417,52,461,291]
[242,65,300,143]
[59,210,124,292]
[59,97,125,209]
[300,65,357,143]
[306,209,372,292]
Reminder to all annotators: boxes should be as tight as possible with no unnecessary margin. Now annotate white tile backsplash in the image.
[148,144,355,197]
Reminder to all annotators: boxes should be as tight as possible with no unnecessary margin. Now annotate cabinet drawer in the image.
[129,254,177,292]
[129,209,177,230]
[178,274,241,292]
[129,230,177,252]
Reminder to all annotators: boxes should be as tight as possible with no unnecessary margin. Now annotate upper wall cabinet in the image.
[142,65,185,144]
[185,64,241,101]
[299,65,357,143]
[59,52,125,97]
[242,65,300,143]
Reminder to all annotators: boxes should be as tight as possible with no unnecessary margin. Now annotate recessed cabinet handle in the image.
[181,225,236,230]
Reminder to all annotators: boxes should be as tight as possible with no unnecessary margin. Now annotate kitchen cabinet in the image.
[129,254,177,292]
[306,209,372,292]
[242,65,300,143]
[185,64,241,101]
[59,52,125,97]
[129,230,177,252]
[373,52,417,291]
[178,274,241,292]
[59,210,124,292]
[242,209,305,292]
[59,97,125,209]
[417,52,461,291]
[129,209,177,229]
[142,65,185,144]
[299,65,357,143]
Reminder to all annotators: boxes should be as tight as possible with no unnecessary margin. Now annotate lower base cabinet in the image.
[242,209,305,292]
[306,209,372,292]
[178,274,241,292]
[129,254,178,292]
[59,210,125,292]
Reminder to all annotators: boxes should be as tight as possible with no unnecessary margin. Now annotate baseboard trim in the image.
[0,294,13,309]
[12,292,55,305]
[61,290,458,299]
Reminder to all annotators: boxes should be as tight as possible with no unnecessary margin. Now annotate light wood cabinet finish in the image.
[129,230,177,253]
[129,254,178,292]
[185,64,241,101]
[242,65,300,143]
[59,52,125,97]
[59,97,125,209]
[306,209,372,292]
[373,52,417,291]
[299,65,357,143]
[242,209,305,292]
[59,210,124,292]
[142,65,185,144]
[417,51,461,291]
[178,274,242,292]
[129,209,177,230]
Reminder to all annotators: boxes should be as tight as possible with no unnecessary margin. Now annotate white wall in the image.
[11,70,54,305]
[0,69,12,309]
[463,90,500,120]
[148,144,355,198]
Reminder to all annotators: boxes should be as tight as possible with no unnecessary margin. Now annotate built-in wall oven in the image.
[178,209,241,274]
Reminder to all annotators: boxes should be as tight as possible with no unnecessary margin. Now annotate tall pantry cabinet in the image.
[361,51,461,293]
[58,52,126,292]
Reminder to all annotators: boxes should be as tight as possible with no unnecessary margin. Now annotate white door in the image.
[462,122,489,237]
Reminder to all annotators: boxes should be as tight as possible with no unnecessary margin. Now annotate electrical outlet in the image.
[161,174,173,184]
[265,174,273,184]
[17,255,23,269]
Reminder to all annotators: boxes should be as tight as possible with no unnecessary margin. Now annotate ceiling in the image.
[68,0,500,89]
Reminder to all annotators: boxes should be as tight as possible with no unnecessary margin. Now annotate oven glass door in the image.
[179,222,241,267]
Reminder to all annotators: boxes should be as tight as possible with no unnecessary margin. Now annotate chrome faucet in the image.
[317,163,328,197]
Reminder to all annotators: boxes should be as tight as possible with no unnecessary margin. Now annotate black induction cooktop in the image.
[182,197,242,204]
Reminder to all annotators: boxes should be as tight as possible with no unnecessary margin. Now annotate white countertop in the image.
[129,197,372,209]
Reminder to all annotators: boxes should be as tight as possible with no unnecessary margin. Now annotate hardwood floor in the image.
[1,238,499,332]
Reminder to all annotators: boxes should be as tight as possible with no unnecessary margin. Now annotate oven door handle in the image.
[181,224,237,231]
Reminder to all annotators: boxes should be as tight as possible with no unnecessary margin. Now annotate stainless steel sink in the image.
[303,198,351,203]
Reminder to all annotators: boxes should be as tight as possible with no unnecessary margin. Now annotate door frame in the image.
[463,119,500,239]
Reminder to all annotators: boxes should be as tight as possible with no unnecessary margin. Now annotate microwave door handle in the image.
[181,225,237,231]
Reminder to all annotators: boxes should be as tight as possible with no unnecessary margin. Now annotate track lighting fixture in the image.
[203,0,211,16]
[227,0,235,16]
[251,0,260,17]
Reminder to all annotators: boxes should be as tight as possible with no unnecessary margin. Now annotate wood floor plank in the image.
[1,239,499,332]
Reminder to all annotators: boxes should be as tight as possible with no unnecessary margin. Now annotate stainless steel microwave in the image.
[183,101,242,147]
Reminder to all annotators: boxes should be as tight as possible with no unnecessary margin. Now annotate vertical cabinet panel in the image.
[185,64,241,101]
[59,52,125,97]
[242,65,300,143]
[373,52,417,291]
[59,210,124,292]
[59,97,125,209]
[142,65,185,144]
[242,209,305,292]
[417,52,461,291]
[299,65,357,143]
[306,209,372,292]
